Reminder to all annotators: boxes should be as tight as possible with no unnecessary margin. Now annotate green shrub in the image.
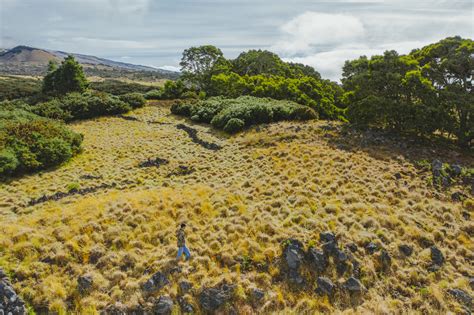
[34,92,132,121]
[0,110,83,177]
[0,76,42,101]
[145,89,164,100]
[119,93,146,109]
[172,96,318,133]
[224,118,245,133]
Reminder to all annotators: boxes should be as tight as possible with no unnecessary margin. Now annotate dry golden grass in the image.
[0,102,472,313]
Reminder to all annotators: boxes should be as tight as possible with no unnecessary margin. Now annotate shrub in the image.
[224,118,245,133]
[172,96,318,133]
[0,109,83,177]
[0,76,41,101]
[34,92,132,121]
[90,80,155,95]
[43,56,88,95]
[119,93,146,109]
[145,89,164,100]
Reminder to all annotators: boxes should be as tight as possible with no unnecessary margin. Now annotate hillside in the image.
[0,101,472,313]
[0,46,179,80]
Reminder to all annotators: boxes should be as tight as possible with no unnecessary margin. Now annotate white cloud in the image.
[272,12,365,55]
[157,65,181,72]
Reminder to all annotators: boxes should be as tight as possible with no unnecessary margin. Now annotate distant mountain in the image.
[0,45,179,80]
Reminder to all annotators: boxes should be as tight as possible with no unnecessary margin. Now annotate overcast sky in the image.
[0,0,473,80]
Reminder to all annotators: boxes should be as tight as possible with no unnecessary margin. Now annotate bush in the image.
[145,89,164,100]
[0,109,83,177]
[34,92,133,121]
[119,93,146,109]
[172,96,318,133]
[224,118,245,133]
[0,76,42,101]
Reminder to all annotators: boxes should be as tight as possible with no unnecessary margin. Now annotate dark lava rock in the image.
[343,277,366,294]
[153,296,173,315]
[365,242,378,254]
[316,277,335,297]
[378,250,392,272]
[77,275,93,294]
[335,250,349,276]
[398,244,413,257]
[320,232,337,244]
[251,288,265,302]
[448,289,472,308]
[352,260,361,279]
[450,164,463,177]
[429,246,444,271]
[394,172,402,180]
[306,248,328,273]
[0,269,27,315]
[139,157,169,168]
[346,243,358,253]
[176,124,222,151]
[178,296,194,313]
[199,284,235,312]
[179,281,192,295]
[142,271,169,293]
[282,239,305,285]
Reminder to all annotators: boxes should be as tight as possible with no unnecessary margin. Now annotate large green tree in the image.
[43,55,88,95]
[179,45,226,90]
[411,36,474,147]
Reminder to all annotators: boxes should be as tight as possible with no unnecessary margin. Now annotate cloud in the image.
[157,65,181,72]
[272,12,365,56]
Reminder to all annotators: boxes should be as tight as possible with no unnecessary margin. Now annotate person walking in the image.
[176,223,191,261]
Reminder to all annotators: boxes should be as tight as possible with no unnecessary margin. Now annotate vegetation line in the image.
[176,123,222,151]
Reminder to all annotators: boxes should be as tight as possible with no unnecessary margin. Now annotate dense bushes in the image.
[0,109,82,176]
[171,96,317,133]
[0,76,41,101]
[342,37,473,147]
[34,92,138,121]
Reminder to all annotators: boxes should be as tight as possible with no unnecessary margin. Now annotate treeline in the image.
[170,37,472,147]
[342,37,473,148]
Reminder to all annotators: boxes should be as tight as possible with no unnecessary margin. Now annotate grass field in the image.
[0,101,472,313]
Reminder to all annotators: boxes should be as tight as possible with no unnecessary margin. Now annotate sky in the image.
[0,0,473,80]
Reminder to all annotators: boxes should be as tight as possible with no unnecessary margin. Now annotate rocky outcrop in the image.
[153,296,173,315]
[77,275,93,294]
[0,269,26,315]
[177,124,222,151]
[281,239,305,285]
[142,271,169,293]
[199,283,235,312]
[139,157,169,168]
[429,246,444,272]
[448,289,472,309]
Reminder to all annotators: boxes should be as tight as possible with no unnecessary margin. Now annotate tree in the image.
[411,37,474,147]
[179,45,225,90]
[43,55,88,95]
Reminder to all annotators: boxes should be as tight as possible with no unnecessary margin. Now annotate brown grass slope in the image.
[0,101,472,313]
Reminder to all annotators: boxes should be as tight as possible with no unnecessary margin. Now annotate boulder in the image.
[346,243,358,253]
[450,164,463,177]
[320,232,337,244]
[0,269,27,315]
[429,246,444,271]
[343,277,366,294]
[142,271,169,293]
[335,250,349,276]
[378,250,392,272]
[365,242,378,254]
[448,289,472,309]
[306,248,328,273]
[77,275,93,294]
[153,296,173,315]
[281,239,305,285]
[251,288,265,302]
[398,244,413,257]
[177,296,194,313]
[322,240,338,257]
[352,260,361,279]
[199,284,235,312]
[179,281,192,295]
[316,277,335,297]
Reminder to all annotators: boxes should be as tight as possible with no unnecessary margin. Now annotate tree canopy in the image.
[42,56,88,95]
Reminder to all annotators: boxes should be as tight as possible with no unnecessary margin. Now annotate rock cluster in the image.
[0,269,26,315]
[177,124,222,151]
[199,283,235,312]
[281,233,369,301]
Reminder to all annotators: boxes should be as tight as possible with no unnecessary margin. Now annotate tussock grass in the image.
[0,102,472,313]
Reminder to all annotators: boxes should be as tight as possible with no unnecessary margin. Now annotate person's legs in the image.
[183,245,191,260]
[176,247,184,260]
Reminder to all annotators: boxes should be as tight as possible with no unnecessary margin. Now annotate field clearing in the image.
[0,101,472,313]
